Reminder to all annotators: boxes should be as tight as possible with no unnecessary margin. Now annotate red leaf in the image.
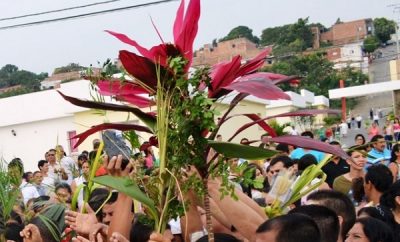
[173,0,185,42]
[265,135,350,160]
[175,0,201,66]
[119,50,158,90]
[243,114,277,137]
[209,55,242,98]
[106,30,153,60]
[58,91,156,131]
[236,48,271,77]
[73,123,153,148]
[115,94,155,108]
[223,73,290,100]
[97,80,149,96]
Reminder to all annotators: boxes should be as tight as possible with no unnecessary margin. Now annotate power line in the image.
[0,0,124,22]
[0,0,177,31]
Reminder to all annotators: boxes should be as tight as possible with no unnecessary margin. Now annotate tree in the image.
[53,63,85,74]
[363,36,379,53]
[219,25,260,44]
[373,17,396,43]
[335,18,343,25]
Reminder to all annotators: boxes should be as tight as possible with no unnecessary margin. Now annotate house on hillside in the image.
[192,38,272,67]
[320,19,374,46]
[326,43,369,74]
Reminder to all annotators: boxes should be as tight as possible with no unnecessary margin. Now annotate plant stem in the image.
[203,179,214,242]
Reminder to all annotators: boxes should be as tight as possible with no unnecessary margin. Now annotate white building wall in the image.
[0,116,75,172]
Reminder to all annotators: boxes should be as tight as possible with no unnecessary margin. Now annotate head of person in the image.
[77,154,88,169]
[267,156,293,179]
[47,149,56,163]
[395,117,400,124]
[357,205,397,231]
[346,147,367,172]
[130,214,173,242]
[380,180,400,211]
[329,141,342,160]
[89,189,119,225]
[390,143,400,163]
[297,154,318,173]
[23,172,33,183]
[32,171,43,186]
[92,138,101,150]
[8,158,24,185]
[81,160,90,177]
[370,135,386,152]
[216,134,222,142]
[256,213,321,242]
[5,222,24,242]
[355,134,366,146]
[54,183,72,204]
[289,205,339,242]
[345,217,394,242]
[275,143,289,155]
[37,160,49,174]
[364,164,393,200]
[25,216,60,242]
[301,131,314,139]
[372,122,377,128]
[307,190,356,241]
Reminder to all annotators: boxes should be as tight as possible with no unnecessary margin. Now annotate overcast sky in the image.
[0,0,396,74]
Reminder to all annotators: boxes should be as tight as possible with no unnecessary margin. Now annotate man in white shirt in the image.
[46,148,68,184]
[38,160,54,194]
[56,145,78,185]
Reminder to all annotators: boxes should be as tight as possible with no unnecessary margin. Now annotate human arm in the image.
[389,163,398,182]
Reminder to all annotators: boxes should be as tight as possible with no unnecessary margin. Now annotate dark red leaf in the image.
[97,80,150,96]
[243,114,277,137]
[115,94,155,108]
[58,91,156,131]
[73,123,153,148]
[174,0,200,67]
[265,135,350,160]
[223,73,290,100]
[119,50,158,90]
[209,55,242,98]
[236,48,271,77]
[173,0,185,42]
[271,75,301,86]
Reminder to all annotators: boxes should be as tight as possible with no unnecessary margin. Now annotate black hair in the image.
[370,134,384,143]
[23,172,32,181]
[256,213,321,242]
[55,183,72,195]
[289,205,339,242]
[5,222,23,242]
[32,196,50,213]
[307,190,356,240]
[88,189,121,222]
[354,134,366,145]
[354,217,394,242]
[351,177,365,204]
[357,205,398,232]
[301,131,314,139]
[37,160,48,170]
[329,141,341,146]
[276,143,289,154]
[30,217,59,242]
[365,164,393,193]
[270,156,293,169]
[196,233,241,242]
[297,154,317,172]
[130,214,154,242]
[380,179,400,210]
[390,143,400,163]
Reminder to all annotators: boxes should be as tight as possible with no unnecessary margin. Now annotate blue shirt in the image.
[290,148,326,163]
[366,148,391,170]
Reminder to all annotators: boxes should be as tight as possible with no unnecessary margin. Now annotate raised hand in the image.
[103,155,133,177]
[65,203,99,236]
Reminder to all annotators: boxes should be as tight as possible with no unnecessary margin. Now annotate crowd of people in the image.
[1,128,400,242]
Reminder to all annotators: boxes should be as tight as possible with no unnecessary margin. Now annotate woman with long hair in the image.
[389,144,400,181]
[394,118,400,141]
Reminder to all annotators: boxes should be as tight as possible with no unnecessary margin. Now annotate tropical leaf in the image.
[115,93,155,108]
[92,176,158,219]
[119,50,158,90]
[235,48,271,77]
[242,114,277,137]
[209,55,242,98]
[223,73,291,100]
[97,80,149,96]
[265,135,350,160]
[58,91,156,132]
[71,184,85,211]
[208,141,278,160]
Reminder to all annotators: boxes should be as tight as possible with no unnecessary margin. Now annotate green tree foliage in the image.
[373,17,396,43]
[53,63,85,74]
[260,18,315,56]
[220,25,260,44]
[0,64,48,98]
[363,36,379,53]
[264,53,368,108]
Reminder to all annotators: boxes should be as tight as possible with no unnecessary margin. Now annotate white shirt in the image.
[20,183,40,205]
[74,176,87,210]
[61,156,78,185]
